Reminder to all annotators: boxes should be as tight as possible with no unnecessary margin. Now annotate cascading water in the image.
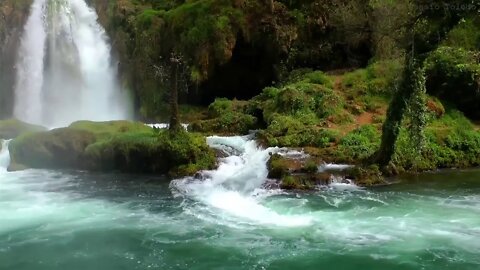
[171,135,314,227]
[14,0,130,127]
[0,140,11,172]
[1,135,480,268]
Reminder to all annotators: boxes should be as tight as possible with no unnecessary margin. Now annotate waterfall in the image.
[0,140,11,172]
[14,0,131,127]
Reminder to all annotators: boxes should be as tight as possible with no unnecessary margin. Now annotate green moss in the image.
[302,159,319,174]
[84,129,216,176]
[69,120,153,138]
[137,9,165,28]
[258,114,339,148]
[0,119,47,139]
[207,98,234,117]
[9,121,215,176]
[267,154,290,179]
[347,165,385,186]
[9,128,97,169]
[189,112,257,135]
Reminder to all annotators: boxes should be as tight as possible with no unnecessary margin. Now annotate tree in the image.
[374,0,479,165]
[153,52,189,132]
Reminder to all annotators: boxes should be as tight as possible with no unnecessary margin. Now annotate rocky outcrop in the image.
[8,120,216,175]
[0,119,46,139]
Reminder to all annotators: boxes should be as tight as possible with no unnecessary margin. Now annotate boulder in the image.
[0,119,46,139]
[8,121,216,176]
[9,128,96,169]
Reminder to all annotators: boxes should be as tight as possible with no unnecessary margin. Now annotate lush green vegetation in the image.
[2,0,480,188]
[9,121,216,176]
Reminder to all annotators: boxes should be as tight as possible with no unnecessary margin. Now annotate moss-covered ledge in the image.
[0,119,46,139]
[8,120,216,176]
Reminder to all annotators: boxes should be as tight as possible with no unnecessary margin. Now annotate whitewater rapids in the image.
[1,135,480,269]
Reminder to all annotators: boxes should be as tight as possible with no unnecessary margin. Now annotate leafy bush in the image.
[338,125,381,161]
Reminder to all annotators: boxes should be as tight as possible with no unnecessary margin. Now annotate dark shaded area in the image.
[426,77,480,120]
[193,35,277,105]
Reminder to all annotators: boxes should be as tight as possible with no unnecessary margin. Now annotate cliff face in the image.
[0,0,31,118]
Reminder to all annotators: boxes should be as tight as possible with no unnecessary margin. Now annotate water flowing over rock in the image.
[13,0,131,127]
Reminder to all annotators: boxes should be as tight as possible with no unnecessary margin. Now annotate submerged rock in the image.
[8,120,216,176]
[0,119,46,139]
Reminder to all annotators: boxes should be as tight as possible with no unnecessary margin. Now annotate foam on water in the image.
[1,133,480,268]
[147,123,189,130]
[0,140,11,172]
[171,135,313,227]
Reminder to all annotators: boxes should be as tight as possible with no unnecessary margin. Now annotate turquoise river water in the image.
[0,137,479,270]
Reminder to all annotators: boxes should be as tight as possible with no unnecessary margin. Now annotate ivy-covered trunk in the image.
[169,57,181,132]
[374,55,426,166]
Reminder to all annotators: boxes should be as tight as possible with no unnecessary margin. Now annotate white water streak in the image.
[0,140,11,172]
[14,0,131,127]
[171,136,313,227]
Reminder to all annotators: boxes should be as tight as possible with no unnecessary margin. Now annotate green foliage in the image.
[0,119,46,140]
[9,121,215,176]
[189,112,257,135]
[338,125,381,161]
[267,154,290,179]
[405,65,428,152]
[343,60,402,97]
[284,70,334,88]
[444,18,480,50]
[136,9,165,28]
[426,46,480,78]
[394,109,480,170]
[302,159,319,173]
[425,46,480,118]
[346,164,385,186]
[207,98,233,117]
[280,175,300,190]
[258,114,339,148]
[69,120,152,139]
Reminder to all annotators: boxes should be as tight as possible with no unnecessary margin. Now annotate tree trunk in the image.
[374,55,420,165]
[169,59,181,132]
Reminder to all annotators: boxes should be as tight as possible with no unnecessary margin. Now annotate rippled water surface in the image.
[1,137,480,270]
[1,169,479,270]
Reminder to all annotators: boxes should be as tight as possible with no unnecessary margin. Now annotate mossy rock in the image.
[280,175,317,190]
[9,121,216,176]
[69,120,153,139]
[345,165,386,186]
[0,119,46,139]
[84,129,216,176]
[267,153,290,179]
[9,128,96,169]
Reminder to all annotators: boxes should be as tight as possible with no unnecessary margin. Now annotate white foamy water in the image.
[171,135,314,227]
[1,138,480,268]
[318,163,354,173]
[14,0,131,127]
[0,140,11,172]
[147,123,189,130]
